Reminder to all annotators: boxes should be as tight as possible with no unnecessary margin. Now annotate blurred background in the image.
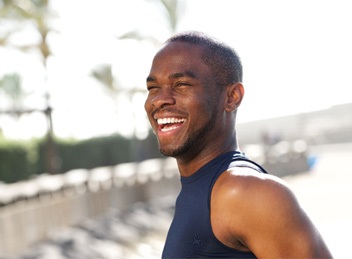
[0,0,351,258]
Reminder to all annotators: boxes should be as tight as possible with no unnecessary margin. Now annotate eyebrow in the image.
[146,71,196,83]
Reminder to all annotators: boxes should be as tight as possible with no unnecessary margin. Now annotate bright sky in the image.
[1,0,351,140]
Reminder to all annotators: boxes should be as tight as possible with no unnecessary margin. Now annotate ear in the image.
[224,82,244,112]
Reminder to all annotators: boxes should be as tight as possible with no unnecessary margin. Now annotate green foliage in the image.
[0,132,162,183]
[56,135,132,172]
[0,140,34,183]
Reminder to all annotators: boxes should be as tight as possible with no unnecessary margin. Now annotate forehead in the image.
[150,42,209,75]
[156,41,204,59]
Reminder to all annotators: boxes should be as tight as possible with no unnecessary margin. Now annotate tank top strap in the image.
[228,156,268,174]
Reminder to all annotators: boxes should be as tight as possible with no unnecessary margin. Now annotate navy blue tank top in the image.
[162,151,267,258]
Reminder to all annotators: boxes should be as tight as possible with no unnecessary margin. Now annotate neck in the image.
[176,134,239,177]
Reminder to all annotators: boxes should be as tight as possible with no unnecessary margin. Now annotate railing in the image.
[0,141,310,257]
[0,157,180,257]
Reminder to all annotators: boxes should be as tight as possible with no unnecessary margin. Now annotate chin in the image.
[159,141,192,158]
[160,148,178,157]
[159,145,182,157]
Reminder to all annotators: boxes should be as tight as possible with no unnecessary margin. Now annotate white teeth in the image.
[157,118,185,125]
[161,125,178,132]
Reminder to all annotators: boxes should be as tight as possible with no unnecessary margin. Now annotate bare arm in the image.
[211,168,332,258]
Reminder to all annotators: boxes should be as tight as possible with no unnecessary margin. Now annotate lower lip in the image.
[160,125,179,132]
[157,123,184,137]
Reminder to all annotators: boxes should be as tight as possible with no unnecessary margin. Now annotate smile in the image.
[156,117,186,132]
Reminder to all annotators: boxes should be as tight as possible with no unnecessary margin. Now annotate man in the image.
[144,31,332,258]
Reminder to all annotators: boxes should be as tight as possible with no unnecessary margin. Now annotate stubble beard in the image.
[158,109,218,158]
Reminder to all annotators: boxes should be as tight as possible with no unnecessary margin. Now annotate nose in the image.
[148,87,176,110]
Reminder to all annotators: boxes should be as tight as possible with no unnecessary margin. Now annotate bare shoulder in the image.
[211,166,332,258]
[213,166,292,207]
[211,166,297,234]
[212,166,297,230]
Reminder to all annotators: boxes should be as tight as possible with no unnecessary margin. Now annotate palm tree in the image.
[91,64,116,100]
[91,63,148,161]
[119,0,186,45]
[0,0,52,60]
[0,0,60,174]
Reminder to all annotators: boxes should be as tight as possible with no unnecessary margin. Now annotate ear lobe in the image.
[224,82,244,112]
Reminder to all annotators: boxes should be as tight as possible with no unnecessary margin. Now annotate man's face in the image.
[144,42,222,158]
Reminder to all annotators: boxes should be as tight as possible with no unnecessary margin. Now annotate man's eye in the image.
[175,82,190,87]
[147,85,158,91]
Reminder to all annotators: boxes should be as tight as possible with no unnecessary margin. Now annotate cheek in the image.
[189,98,214,120]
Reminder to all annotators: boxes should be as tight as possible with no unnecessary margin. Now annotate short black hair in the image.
[166,31,243,86]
